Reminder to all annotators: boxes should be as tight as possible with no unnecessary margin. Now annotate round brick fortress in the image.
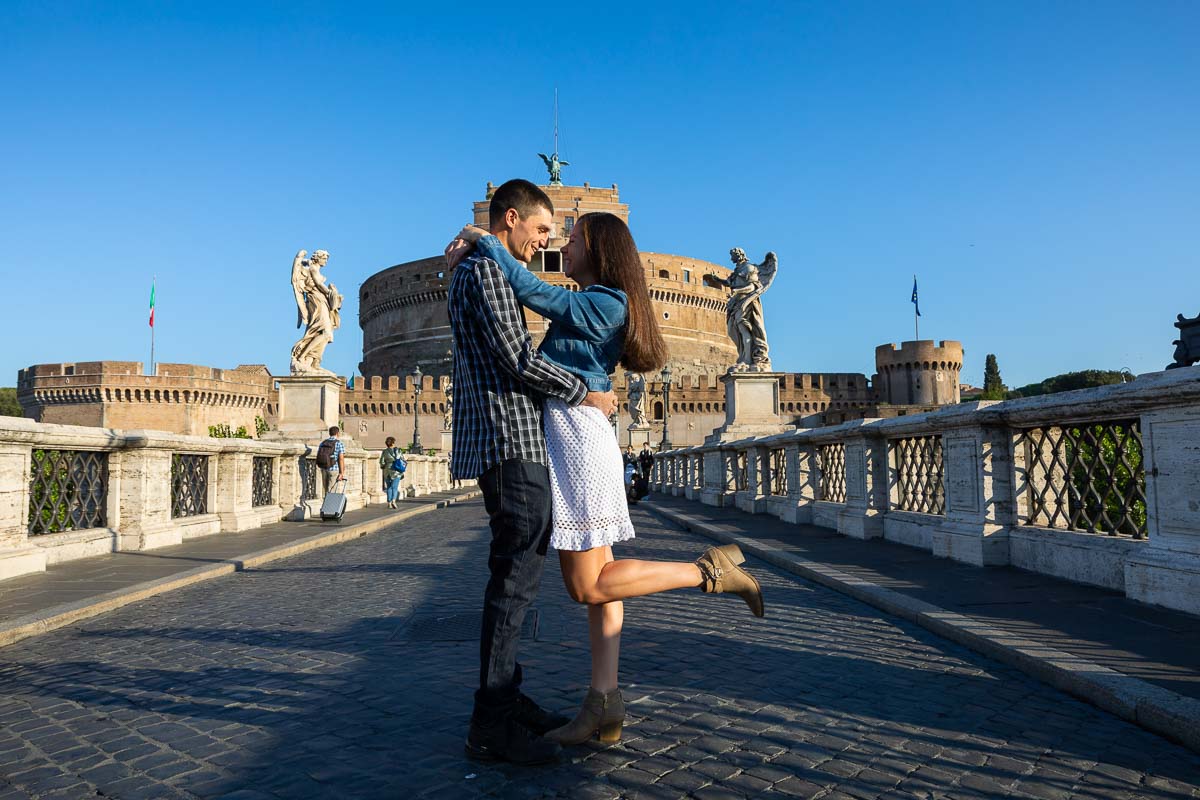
[358,182,738,381]
[873,340,964,405]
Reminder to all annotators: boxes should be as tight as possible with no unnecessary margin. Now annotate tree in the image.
[1008,370,1127,399]
[981,354,1006,401]
[0,388,22,417]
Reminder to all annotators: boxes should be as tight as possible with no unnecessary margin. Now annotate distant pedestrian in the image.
[315,426,345,494]
[638,446,655,480]
[379,437,406,509]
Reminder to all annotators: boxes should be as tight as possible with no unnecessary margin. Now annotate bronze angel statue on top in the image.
[538,152,569,185]
[704,248,778,372]
[290,249,343,375]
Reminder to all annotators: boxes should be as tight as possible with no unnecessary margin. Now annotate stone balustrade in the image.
[652,367,1200,616]
[0,417,454,582]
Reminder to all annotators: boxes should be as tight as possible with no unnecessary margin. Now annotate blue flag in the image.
[911,276,921,317]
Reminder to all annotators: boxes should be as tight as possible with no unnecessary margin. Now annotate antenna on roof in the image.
[537,88,570,186]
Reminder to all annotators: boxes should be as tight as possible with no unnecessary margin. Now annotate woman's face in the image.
[562,226,596,287]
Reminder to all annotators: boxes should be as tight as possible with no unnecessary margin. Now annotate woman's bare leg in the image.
[559,548,703,607]
[586,547,624,692]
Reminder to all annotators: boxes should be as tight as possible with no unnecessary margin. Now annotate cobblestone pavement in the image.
[0,500,1198,799]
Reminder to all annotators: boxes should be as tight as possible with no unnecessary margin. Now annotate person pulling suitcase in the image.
[315,426,347,522]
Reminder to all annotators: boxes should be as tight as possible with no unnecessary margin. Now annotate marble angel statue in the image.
[290,249,343,375]
[704,248,778,372]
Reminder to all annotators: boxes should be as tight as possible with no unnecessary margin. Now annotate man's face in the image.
[505,206,554,263]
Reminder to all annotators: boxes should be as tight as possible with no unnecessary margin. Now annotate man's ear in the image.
[504,207,521,230]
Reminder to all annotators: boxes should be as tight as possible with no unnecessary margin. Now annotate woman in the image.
[379,437,406,509]
[446,213,765,746]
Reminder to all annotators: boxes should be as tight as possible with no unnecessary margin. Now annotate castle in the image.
[18,179,964,448]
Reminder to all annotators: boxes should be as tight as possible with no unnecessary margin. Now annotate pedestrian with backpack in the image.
[380,436,407,508]
[315,426,345,494]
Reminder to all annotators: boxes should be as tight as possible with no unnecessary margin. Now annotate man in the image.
[317,426,345,493]
[448,178,617,765]
[638,445,655,481]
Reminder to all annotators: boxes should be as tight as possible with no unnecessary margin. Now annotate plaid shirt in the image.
[448,251,587,480]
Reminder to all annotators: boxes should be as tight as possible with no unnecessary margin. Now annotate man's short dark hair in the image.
[329,426,339,436]
[489,179,553,228]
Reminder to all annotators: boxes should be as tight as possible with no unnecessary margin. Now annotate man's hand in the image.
[582,390,619,417]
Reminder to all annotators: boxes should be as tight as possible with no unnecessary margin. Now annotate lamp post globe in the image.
[659,364,672,451]
[410,365,424,455]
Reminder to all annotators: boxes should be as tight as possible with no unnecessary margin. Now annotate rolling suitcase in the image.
[320,478,348,522]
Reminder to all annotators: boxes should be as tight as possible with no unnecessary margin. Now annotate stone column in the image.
[931,424,1015,566]
[684,452,703,501]
[214,448,259,532]
[738,445,769,514]
[0,442,47,580]
[1125,406,1200,615]
[671,455,685,496]
[778,441,817,525]
[117,443,179,550]
[837,429,888,539]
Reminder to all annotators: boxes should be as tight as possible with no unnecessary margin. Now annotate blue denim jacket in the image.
[474,235,626,391]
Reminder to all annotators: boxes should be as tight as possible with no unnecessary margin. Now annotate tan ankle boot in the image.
[696,543,765,617]
[544,688,625,745]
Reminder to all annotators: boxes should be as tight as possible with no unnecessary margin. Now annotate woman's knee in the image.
[565,582,602,605]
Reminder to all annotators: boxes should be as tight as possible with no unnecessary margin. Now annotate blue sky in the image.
[4,1,1197,389]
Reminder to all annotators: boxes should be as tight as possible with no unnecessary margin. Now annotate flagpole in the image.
[150,276,156,376]
[913,274,919,341]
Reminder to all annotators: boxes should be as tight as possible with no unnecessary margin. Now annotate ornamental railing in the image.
[770,448,788,496]
[1016,420,1147,538]
[28,449,108,535]
[171,454,209,518]
[300,458,319,502]
[891,435,945,515]
[817,443,847,503]
[252,456,274,508]
[735,451,748,492]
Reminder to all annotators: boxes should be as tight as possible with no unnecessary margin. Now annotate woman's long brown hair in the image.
[578,213,668,373]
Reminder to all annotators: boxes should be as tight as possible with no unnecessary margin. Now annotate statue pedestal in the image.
[440,429,453,455]
[269,375,343,443]
[705,371,790,444]
[626,425,654,450]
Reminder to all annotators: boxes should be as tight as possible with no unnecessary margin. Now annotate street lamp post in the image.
[659,364,672,451]
[410,365,425,454]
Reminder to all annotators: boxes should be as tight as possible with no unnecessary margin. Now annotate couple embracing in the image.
[446,179,765,765]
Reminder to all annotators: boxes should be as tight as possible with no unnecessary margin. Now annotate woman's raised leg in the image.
[559,546,702,606]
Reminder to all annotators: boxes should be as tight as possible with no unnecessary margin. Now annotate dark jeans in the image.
[473,459,553,725]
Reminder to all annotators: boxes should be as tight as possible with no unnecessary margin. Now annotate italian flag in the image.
[149,280,156,328]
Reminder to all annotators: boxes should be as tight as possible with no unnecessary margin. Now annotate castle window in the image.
[663,312,670,320]
[653,401,664,420]
[544,251,563,272]
[683,269,691,283]
[529,251,545,271]
[563,216,574,235]
[658,269,670,279]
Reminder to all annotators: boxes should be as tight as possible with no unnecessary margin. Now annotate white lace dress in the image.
[544,398,636,551]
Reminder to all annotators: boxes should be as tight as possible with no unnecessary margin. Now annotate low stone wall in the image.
[653,367,1200,616]
[0,418,454,583]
